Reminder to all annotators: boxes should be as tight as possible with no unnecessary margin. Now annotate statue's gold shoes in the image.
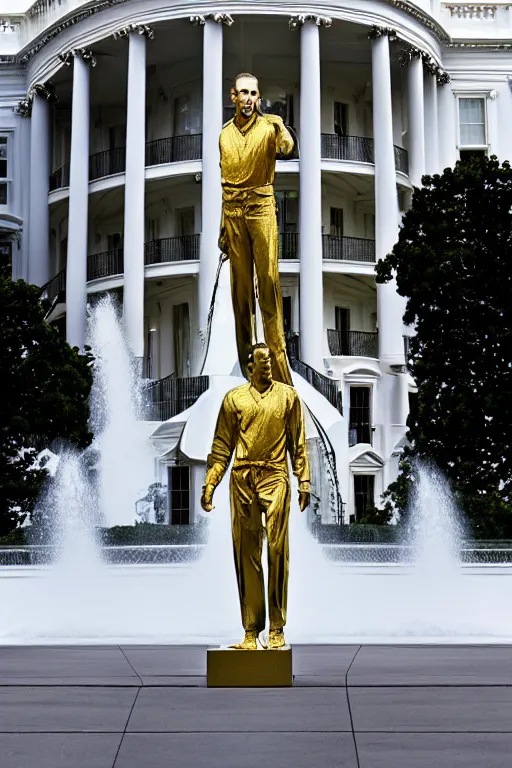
[229,631,258,650]
[268,628,286,649]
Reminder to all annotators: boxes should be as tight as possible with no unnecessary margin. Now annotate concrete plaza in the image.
[0,644,511,767]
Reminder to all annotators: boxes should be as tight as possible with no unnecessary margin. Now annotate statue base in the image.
[207,646,293,687]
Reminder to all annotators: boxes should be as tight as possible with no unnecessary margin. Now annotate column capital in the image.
[14,99,31,117]
[58,48,96,67]
[368,25,397,40]
[28,81,58,104]
[14,80,57,117]
[112,23,154,41]
[289,14,332,30]
[189,13,234,26]
[398,45,423,66]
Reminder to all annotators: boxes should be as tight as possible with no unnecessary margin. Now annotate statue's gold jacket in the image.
[205,381,310,489]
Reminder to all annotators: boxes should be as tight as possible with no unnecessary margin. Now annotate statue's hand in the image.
[264,113,285,129]
[201,484,215,512]
[298,483,311,512]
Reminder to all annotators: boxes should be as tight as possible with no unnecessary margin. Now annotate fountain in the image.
[1,298,512,645]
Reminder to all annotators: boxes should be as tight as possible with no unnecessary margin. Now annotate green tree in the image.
[0,277,93,536]
[376,156,512,534]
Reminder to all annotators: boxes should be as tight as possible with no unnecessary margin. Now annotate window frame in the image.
[0,132,13,208]
[455,93,489,152]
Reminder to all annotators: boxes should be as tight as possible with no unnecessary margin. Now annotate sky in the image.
[1,1,34,13]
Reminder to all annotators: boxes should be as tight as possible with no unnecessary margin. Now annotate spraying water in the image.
[88,295,155,527]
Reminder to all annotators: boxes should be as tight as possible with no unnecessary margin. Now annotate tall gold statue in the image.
[201,344,310,650]
[219,73,295,385]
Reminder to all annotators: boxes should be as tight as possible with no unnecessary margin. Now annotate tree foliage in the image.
[0,278,93,536]
[376,156,512,533]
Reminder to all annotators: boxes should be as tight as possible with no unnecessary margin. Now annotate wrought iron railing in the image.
[89,146,126,181]
[394,145,409,175]
[142,374,209,422]
[49,164,70,191]
[145,235,200,265]
[146,134,202,166]
[278,232,299,259]
[321,134,374,163]
[87,249,124,281]
[39,268,66,303]
[322,235,376,263]
[287,333,342,414]
[327,330,379,358]
[321,134,409,174]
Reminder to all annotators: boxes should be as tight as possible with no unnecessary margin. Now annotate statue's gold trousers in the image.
[230,465,290,632]
[222,189,292,385]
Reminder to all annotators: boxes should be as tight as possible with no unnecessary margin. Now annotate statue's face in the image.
[249,347,272,385]
[231,76,260,120]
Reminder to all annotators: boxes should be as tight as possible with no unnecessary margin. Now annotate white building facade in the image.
[1,0,511,524]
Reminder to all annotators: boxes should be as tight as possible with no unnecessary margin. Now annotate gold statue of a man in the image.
[201,344,310,650]
[219,73,295,385]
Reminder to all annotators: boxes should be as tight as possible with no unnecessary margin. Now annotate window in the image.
[173,94,201,136]
[282,295,292,334]
[334,102,348,137]
[330,207,344,237]
[349,386,371,446]
[173,302,190,377]
[353,474,375,522]
[0,241,12,277]
[334,307,350,356]
[458,97,487,157]
[0,136,8,205]
[107,232,123,251]
[168,465,190,525]
[276,191,298,258]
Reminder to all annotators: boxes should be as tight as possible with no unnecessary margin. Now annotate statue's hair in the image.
[232,72,259,93]
[247,342,269,366]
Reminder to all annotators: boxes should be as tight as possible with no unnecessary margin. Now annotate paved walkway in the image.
[0,644,511,767]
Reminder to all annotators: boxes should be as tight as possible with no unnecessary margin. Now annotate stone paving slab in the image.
[348,645,512,686]
[127,687,352,732]
[355,733,512,768]
[114,732,358,768]
[0,733,122,768]
[349,686,512,732]
[0,647,138,685]
[122,647,206,677]
[0,686,138,732]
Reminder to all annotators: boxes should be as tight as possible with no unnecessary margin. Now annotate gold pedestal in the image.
[207,646,293,687]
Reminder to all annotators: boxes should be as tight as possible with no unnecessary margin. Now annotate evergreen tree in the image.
[376,156,512,536]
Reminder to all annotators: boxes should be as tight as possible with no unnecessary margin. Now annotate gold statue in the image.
[201,343,310,650]
[219,73,295,385]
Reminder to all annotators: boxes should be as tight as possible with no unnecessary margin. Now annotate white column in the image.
[123,31,148,362]
[437,79,457,172]
[196,13,237,376]
[28,91,51,286]
[407,54,426,187]
[298,18,324,371]
[424,73,439,176]
[65,54,91,350]
[371,32,405,370]
[198,18,223,340]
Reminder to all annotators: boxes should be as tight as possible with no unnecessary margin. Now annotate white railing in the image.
[443,3,500,18]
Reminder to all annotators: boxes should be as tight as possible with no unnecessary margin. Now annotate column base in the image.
[207,646,293,687]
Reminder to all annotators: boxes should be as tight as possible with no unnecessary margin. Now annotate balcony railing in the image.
[142,374,209,422]
[49,164,70,191]
[146,134,202,166]
[145,234,200,265]
[321,134,408,173]
[394,145,409,175]
[321,134,374,163]
[50,135,203,190]
[322,235,376,263]
[87,249,124,281]
[278,232,299,259]
[89,146,126,181]
[287,333,342,414]
[39,268,66,303]
[327,330,379,358]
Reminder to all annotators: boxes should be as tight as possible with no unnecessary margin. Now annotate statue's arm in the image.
[264,114,295,157]
[286,392,311,490]
[203,393,238,497]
